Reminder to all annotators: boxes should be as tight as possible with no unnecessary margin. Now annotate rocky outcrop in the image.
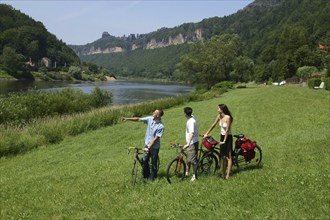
[74,28,203,55]
[145,29,203,49]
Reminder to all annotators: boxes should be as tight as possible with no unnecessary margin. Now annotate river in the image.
[0,79,193,105]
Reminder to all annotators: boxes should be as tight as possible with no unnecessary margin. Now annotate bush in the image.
[307,78,322,88]
[324,77,330,91]
[89,87,113,107]
[297,66,318,78]
[0,87,113,125]
[213,81,235,89]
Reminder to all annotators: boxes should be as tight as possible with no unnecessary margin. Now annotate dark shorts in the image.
[220,135,233,158]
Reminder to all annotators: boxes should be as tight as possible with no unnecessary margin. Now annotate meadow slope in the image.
[1,86,329,219]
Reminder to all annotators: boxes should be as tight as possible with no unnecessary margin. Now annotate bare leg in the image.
[222,157,227,178]
[225,157,232,180]
[186,163,190,176]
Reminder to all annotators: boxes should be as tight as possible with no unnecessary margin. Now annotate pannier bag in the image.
[236,137,257,154]
[203,136,218,150]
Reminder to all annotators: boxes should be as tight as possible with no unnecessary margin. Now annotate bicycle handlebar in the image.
[201,134,246,139]
[127,147,143,154]
[199,134,212,139]
[169,142,184,149]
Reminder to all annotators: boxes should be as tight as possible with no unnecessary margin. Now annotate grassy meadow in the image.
[0,86,329,219]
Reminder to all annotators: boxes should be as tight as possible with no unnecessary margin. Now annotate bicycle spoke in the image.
[166,158,186,184]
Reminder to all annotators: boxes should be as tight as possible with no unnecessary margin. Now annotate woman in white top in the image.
[203,104,233,180]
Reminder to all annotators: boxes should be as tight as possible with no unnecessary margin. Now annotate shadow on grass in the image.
[232,163,264,176]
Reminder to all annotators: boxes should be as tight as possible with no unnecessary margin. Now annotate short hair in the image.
[184,107,193,117]
[157,109,164,117]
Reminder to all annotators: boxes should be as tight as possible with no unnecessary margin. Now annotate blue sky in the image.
[1,0,253,45]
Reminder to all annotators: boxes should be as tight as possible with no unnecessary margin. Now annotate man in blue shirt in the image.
[122,109,165,180]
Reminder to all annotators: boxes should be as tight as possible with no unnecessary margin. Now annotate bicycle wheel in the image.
[197,153,218,177]
[166,157,186,184]
[212,149,222,172]
[131,159,140,185]
[252,145,262,167]
[234,145,262,172]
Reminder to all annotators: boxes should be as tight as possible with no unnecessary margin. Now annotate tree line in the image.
[0,4,113,81]
[80,0,330,85]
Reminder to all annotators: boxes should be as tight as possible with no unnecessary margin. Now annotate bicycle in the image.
[232,134,262,172]
[165,142,187,184]
[128,147,160,185]
[196,135,219,177]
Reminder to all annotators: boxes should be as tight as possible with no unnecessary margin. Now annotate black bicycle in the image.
[128,147,160,185]
[197,135,220,176]
[232,134,262,171]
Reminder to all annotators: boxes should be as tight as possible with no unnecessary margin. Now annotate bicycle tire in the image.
[165,157,186,184]
[253,145,262,167]
[197,153,218,177]
[212,149,222,172]
[131,159,139,185]
[234,145,262,172]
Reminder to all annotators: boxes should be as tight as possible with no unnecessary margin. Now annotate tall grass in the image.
[0,86,329,219]
[0,87,112,125]
[0,91,211,157]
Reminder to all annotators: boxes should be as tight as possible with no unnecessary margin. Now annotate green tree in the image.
[176,34,245,88]
[68,66,82,80]
[230,56,254,83]
[0,46,25,74]
[275,26,309,79]
[296,66,318,79]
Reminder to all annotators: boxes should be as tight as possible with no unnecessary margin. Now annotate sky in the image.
[1,0,253,45]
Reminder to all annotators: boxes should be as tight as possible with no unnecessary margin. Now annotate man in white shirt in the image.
[183,107,199,181]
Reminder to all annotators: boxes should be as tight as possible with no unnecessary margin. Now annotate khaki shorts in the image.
[186,142,199,164]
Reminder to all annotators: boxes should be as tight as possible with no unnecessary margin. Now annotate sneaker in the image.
[185,172,189,177]
[190,175,196,182]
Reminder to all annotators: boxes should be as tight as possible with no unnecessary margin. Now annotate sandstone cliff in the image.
[74,28,203,55]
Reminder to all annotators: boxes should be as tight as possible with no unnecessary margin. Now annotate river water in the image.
[0,79,193,105]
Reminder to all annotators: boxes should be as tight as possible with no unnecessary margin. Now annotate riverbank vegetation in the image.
[0,83,232,157]
[1,86,329,219]
[0,87,113,126]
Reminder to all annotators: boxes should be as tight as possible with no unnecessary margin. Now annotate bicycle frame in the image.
[232,134,263,171]
[128,147,144,185]
[165,143,187,184]
[172,143,186,172]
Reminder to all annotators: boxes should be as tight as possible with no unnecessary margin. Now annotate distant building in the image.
[40,57,51,68]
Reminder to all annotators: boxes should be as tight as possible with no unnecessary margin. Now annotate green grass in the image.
[1,86,329,219]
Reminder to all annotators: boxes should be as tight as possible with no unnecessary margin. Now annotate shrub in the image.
[0,87,113,125]
[307,78,322,88]
[324,77,330,91]
[89,87,113,107]
[213,81,235,89]
[296,66,318,78]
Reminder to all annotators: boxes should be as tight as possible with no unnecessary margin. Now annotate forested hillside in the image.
[0,4,81,79]
[78,0,330,82]
[81,44,191,79]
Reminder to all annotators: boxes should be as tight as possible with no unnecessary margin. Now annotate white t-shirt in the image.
[186,116,199,145]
